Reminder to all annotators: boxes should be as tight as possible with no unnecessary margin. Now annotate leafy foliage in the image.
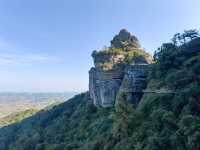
[92,46,151,70]
[0,30,200,150]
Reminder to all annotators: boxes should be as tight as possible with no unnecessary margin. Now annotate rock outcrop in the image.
[89,29,152,107]
[111,29,141,50]
[120,64,149,105]
[89,67,124,107]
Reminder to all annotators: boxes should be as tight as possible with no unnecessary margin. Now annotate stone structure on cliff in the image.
[89,29,152,107]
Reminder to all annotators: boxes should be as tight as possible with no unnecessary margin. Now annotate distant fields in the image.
[0,92,76,119]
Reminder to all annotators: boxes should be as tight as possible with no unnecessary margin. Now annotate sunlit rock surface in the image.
[89,29,152,107]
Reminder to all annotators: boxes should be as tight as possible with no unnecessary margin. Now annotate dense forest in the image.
[0,30,200,150]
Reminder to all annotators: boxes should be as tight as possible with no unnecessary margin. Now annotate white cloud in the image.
[0,37,58,66]
[0,53,57,66]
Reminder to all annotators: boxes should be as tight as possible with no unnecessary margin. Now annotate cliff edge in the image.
[89,29,152,107]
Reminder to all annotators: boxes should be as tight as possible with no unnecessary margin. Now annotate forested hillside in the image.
[0,30,200,150]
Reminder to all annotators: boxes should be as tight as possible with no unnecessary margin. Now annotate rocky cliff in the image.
[89,29,152,107]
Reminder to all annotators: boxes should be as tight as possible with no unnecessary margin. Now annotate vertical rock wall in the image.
[89,64,149,107]
[89,67,124,107]
[120,65,149,106]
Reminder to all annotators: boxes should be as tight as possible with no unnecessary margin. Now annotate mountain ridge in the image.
[0,29,200,150]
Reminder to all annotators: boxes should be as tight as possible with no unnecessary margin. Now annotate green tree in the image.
[183,29,199,41]
[113,92,130,138]
[112,92,140,139]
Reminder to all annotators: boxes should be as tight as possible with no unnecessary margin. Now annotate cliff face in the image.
[120,64,149,105]
[89,29,152,107]
[89,66,124,107]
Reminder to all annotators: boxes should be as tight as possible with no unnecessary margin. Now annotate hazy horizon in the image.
[0,0,200,92]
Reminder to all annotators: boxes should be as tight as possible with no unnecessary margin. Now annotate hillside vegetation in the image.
[0,30,200,150]
[0,109,38,127]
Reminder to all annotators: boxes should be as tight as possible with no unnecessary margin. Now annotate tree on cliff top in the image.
[172,29,200,46]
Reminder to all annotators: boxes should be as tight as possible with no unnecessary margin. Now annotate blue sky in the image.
[0,0,200,92]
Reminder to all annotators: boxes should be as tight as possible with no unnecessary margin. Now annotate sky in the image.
[0,0,200,92]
